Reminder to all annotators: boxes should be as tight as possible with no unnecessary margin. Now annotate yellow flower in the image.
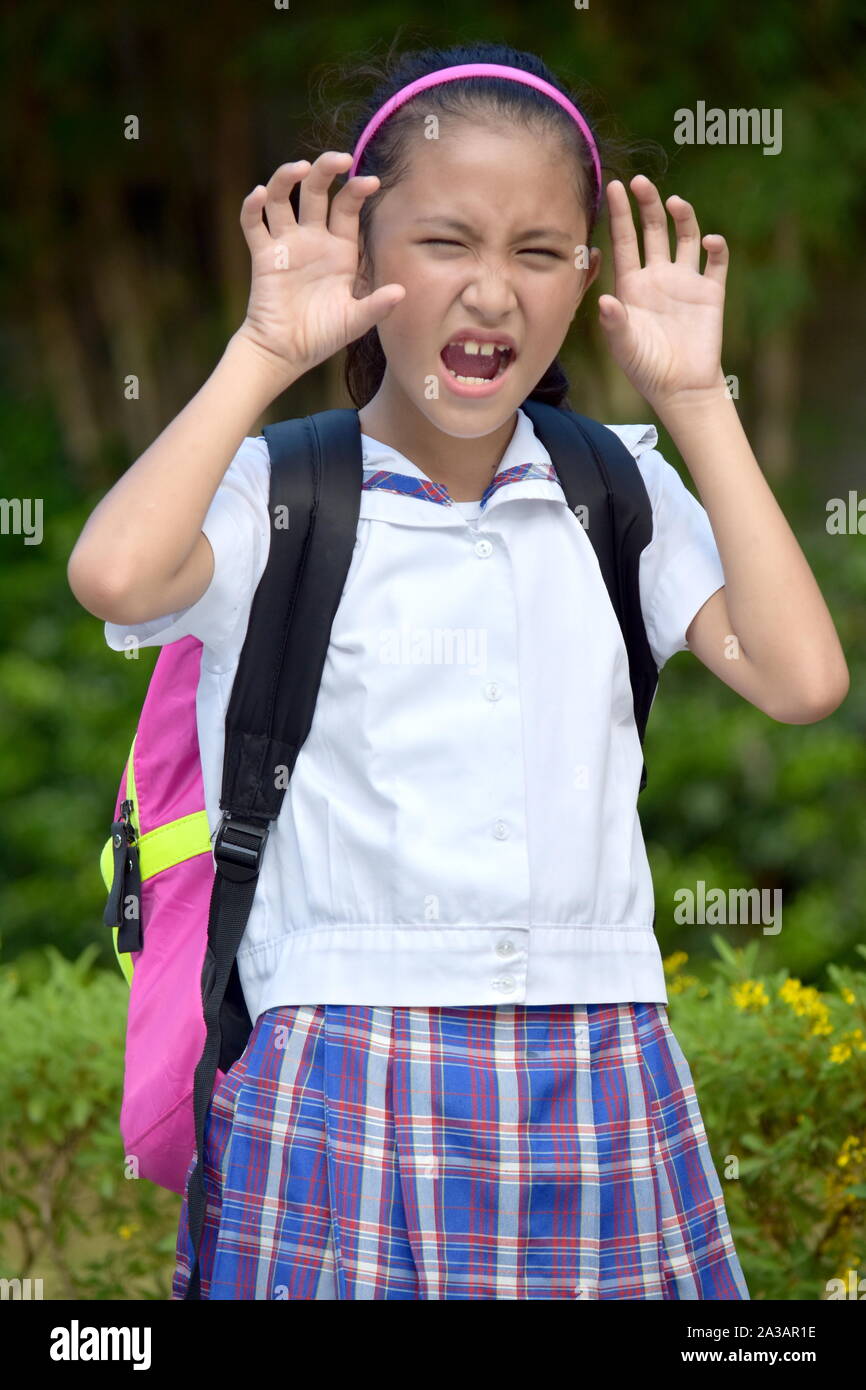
[795,987,823,1017]
[732,980,769,1010]
[830,1029,866,1055]
[117,1223,138,1240]
[829,1043,852,1064]
[669,973,699,995]
[841,988,856,1004]
[836,1136,866,1166]
[780,978,832,1032]
[663,951,688,976]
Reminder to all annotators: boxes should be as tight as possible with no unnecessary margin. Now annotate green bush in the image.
[665,935,866,1301]
[0,945,178,1300]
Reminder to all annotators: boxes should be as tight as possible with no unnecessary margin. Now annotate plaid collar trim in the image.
[361,459,558,512]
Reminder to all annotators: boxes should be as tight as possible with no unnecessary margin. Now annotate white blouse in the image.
[104,406,726,1018]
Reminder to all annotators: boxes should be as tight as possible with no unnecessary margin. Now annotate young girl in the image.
[69,41,848,1300]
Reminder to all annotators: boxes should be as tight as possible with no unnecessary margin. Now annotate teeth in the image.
[447,339,513,357]
[447,360,511,385]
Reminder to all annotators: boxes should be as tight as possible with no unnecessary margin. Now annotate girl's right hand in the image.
[235,152,406,384]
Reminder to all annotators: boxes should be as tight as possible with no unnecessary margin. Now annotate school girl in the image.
[69,41,849,1299]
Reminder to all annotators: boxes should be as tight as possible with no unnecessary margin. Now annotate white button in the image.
[493,820,509,840]
[474,538,493,558]
[492,975,516,992]
[484,682,502,701]
[496,940,516,957]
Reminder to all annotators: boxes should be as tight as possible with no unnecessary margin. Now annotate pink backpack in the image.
[100,635,223,1196]
[99,402,658,1298]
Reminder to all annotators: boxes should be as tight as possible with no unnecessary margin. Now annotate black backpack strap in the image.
[519,399,658,792]
[183,408,362,1300]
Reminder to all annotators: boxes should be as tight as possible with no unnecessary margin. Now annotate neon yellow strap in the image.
[100,732,212,986]
[99,811,212,887]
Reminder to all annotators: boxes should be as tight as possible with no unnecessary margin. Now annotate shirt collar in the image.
[359,406,567,529]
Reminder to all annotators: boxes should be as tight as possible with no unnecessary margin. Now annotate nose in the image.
[459,256,519,319]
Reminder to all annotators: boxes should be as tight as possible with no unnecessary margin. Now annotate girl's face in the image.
[354,121,601,439]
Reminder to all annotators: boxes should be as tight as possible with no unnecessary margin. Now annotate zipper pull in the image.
[104,799,143,952]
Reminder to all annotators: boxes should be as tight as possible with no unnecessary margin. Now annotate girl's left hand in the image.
[598,176,728,413]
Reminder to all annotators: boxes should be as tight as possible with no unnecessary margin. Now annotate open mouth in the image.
[439,338,516,384]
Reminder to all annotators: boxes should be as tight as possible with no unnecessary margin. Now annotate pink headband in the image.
[348,62,602,214]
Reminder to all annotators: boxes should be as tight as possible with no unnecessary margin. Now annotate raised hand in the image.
[598,175,729,412]
[237,151,406,385]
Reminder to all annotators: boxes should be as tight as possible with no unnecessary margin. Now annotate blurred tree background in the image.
[1,0,864,1300]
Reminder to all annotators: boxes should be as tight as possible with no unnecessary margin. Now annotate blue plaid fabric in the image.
[172,1002,750,1301]
[362,460,559,511]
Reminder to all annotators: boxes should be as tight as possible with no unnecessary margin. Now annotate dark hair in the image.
[307,34,660,410]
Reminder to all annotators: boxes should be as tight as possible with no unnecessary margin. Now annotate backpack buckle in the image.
[213,813,270,882]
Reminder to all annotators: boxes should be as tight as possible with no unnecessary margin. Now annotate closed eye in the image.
[421,239,563,259]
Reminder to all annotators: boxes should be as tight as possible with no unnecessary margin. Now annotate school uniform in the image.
[105,405,749,1300]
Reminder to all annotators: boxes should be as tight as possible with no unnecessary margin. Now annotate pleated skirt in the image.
[171,1001,749,1300]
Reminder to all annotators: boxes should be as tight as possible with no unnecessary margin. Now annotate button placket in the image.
[464,515,530,960]
[490,932,528,998]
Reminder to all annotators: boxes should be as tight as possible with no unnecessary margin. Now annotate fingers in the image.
[597,294,629,345]
[262,159,312,239]
[666,192,702,272]
[265,151,366,240]
[240,186,271,256]
[328,171,382,246]
[243,152,383,259]
[629,175,672,264]
[605,180,642,282]
[296,151,353,227]
[607,176,727,281]
[290,147,383,249]
[701,233,729,290]
[349,282,407,340]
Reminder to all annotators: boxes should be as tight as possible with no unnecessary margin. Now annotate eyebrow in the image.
[413,216,573,243]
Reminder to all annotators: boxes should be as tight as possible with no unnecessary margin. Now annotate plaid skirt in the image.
[171,1001,749,1300]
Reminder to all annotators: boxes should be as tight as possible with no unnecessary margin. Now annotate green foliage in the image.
[0,947,178,1300]
[665,937,866,1301]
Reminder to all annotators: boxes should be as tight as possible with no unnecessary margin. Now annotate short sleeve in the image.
[103,435,272,672]
[634,439,726,669]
